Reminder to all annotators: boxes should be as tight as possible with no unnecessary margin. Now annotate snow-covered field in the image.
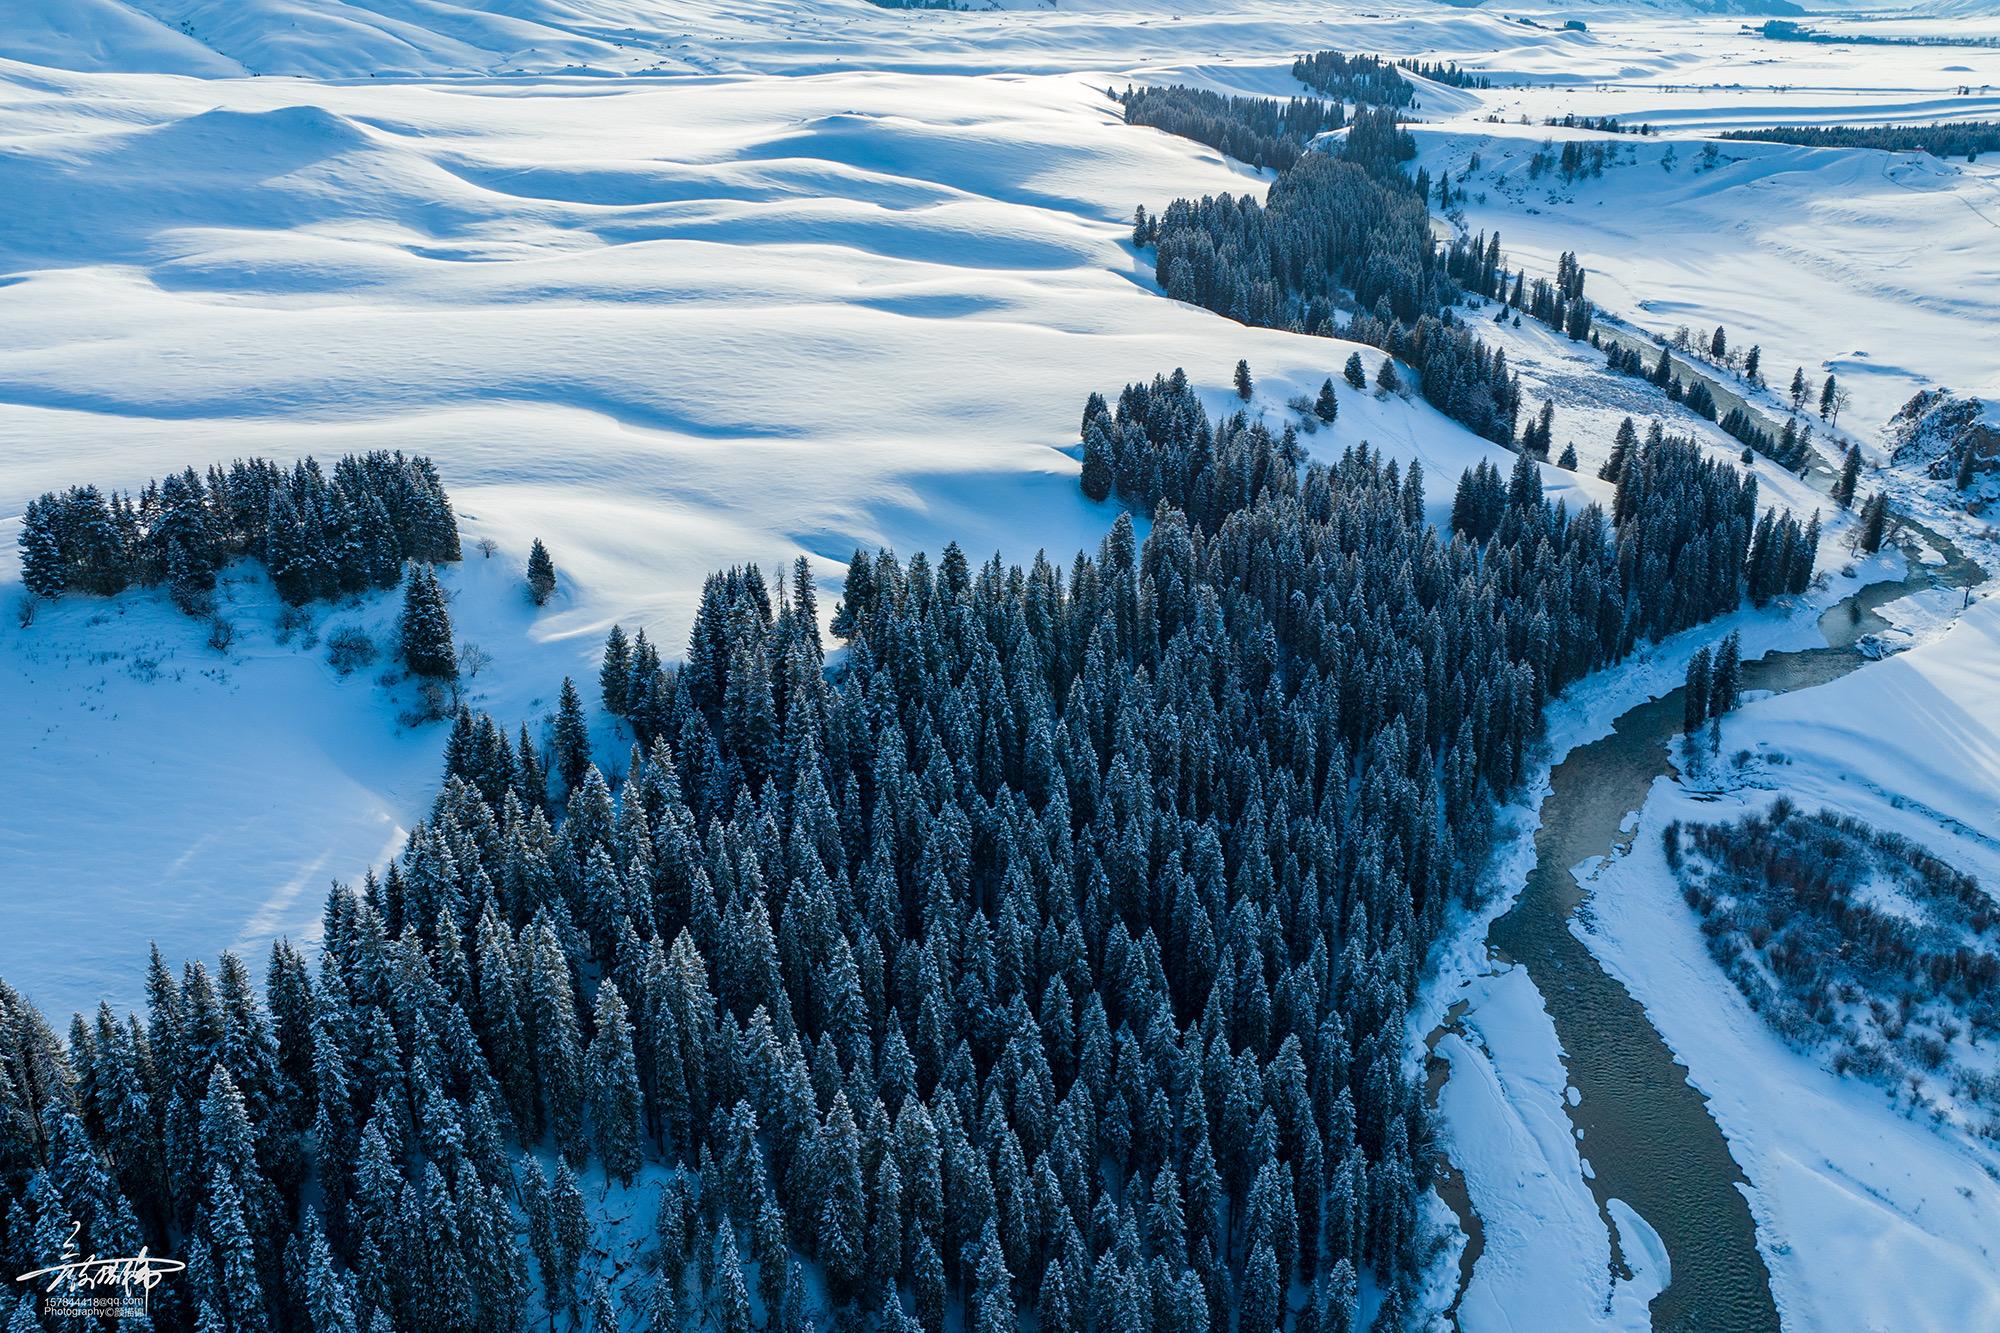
[1,3,1553,1019]
[6,1,2000,1326]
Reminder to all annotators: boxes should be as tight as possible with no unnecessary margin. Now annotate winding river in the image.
[1433,521,1983,1331]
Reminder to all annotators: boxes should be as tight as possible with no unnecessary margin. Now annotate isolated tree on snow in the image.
[1855,492,1889,554]
[1233,359,1254,400]
[526,538,557,606]
[1557,442,1577,470]
[599,624,631,716]
[1315,378,1339,423]
[1790,366,1808,411]
[1744,344,1762,382]
[1818,374,1838,420]
[1832,447,1861,509]
[399,563,457,680]
[1343,351,1367,390]
[1375,357,1401,393]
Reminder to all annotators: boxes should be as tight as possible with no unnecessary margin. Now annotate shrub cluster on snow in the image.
[1666,800,2000,1135]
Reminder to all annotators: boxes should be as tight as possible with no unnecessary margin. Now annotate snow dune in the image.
[0,57,1516,1017]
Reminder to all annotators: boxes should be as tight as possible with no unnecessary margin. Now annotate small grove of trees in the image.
[18,452,459,615]
[1667,801,2000,1125]
[1720,121,2000,159]
[1600,344,1808,470]
[1398,59,1490,91]
[1118,84,1345,173]
[1681,630,1740,734]
[1292,49,1414,105]
[1134,93,1523,446]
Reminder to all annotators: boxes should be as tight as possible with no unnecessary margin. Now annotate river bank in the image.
[1413,517,1983,1328]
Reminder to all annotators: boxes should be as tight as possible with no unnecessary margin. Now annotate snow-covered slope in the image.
[1416,123,2000,444]
[0,54,1534,1018]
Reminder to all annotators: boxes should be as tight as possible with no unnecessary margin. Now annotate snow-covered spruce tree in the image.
[526,538,557,606]
[552,677,591,795]
[1708,631,1742,719]
[1683,647,1712,734]
[1234,358,1254,400]
[598,624,631,716]
[18,497,69,601]
[1833,446,1861,509]
[1855,490,1890,554]
[398,563,457,680]
[1315,377,1339,423]
[1343,350,1366,389]
[584,982,643,1185]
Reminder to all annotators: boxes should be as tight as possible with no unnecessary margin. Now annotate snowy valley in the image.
[2,2,1998,1331]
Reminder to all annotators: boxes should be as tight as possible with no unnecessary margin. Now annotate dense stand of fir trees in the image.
[1117,87,1346,174]
[1394,61,1488,92]
[0,362,1820,1333]
[1288,53,1412,107]
[18,454,460,615]
[1130,94,1531,446]
[1599,343,1809,471]
[1719,121,2000,159]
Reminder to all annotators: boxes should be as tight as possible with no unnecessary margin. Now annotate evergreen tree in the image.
[1315,378,1339,424]
[553,678,591,795]
[1708,631,1741,720]
[1343,352,1366,390]
[399,564,458,681]
[600,625,632,717]
[1832,447,1861,509]
[1856,492,1889,554]
[1081,423,1115,504]
[1375,357,1400,393]
[1600,417,1637,482]
[585,982,644,1185]
[527,539,558,606]
[1234,359,1254,401]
